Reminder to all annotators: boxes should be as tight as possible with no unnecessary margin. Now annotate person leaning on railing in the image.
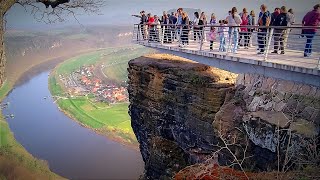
[132,10,148,40]
[302,4,320,57]
[272,6,288,55]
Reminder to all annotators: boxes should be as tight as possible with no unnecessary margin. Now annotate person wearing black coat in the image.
[132,11,148,40]
[272,6,288,54]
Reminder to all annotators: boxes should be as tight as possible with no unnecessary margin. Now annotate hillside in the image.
[4,25,133,83]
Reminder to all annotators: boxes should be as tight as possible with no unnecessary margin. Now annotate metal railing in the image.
[133,24,320,69]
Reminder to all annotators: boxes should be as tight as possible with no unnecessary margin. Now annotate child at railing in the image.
[218,20,228,52]
[207,26,216,50]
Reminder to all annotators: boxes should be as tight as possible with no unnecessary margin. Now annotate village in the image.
[59,65,128,104]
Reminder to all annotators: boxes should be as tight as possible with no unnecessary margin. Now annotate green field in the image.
[49,46,153,145]
[102,47,153,83]
[65,33,91,40]
[0,81,12,101]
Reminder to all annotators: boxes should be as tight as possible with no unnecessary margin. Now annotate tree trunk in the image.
[0,12,6,86]
[0,0,16,86]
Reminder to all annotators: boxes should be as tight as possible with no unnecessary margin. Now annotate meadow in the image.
[49,46,153,146]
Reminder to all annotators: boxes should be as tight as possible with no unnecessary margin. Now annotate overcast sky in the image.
[5,0,318,30]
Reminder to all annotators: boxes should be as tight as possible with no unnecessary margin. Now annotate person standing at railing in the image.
[282,8,295,48]
[208,26,216,51]
[147,13,155,42]
[218,20,228,52]
[239,8,249,49]
[272,6,288,55]
[210,13,217,25]
[180,12,190,47]
[302,4,320,57]
[154,15,161,42]
[200,12,208,42]
[287,9,295,26]
[270,8,280,26]
[132,10,148,40]
[162,14,172,43]
[169,12,177,40]
[257,4,271,54]
[226,7,242,53]
[176,8,184,44]
[248,10,256,47]
[193,12,201,42]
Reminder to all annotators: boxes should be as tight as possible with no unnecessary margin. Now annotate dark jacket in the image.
[273,12,288,29]
[140,14,147,24]
[270,11,280,25]
[169,15,177,24]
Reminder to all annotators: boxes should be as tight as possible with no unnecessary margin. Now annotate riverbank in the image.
[0,48,113,179]
[48,47,152,149]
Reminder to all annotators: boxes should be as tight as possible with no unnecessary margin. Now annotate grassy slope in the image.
[49,47,152,145]
[0,83,62,179]
[102,48,150,83]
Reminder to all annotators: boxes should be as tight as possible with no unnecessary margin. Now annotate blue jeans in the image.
[219,36,226,51]
[304,31,316,55]
[229,28,239,52]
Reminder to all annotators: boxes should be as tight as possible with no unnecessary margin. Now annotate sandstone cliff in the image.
[128,54,320,179]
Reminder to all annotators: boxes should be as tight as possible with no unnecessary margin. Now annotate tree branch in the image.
[16,0,105,24]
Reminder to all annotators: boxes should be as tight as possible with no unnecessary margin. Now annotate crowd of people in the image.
[133,3,320,57]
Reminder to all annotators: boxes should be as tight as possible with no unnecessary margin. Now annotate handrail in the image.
[132,23,320,70]
[133,23,320,30]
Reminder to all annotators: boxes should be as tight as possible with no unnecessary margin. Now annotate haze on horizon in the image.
[5,0,318,30]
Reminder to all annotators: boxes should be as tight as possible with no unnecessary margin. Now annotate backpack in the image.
[259,12,271,26]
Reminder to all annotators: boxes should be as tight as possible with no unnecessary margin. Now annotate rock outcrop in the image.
[128,54,320,179]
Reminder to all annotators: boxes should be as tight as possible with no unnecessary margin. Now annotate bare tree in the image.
[16,0,105,23]
[0,0,104,86]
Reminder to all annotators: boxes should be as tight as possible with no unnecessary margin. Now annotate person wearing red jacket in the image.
[302,4,320,57]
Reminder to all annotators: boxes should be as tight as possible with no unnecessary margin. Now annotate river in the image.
[2,70,144,179]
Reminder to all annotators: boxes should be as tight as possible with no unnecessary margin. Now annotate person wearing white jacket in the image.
[226,7,242,53]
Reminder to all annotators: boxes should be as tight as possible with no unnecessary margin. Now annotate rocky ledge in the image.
[128,54,320,179]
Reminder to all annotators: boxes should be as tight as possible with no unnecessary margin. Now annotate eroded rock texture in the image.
[128,54,320,179]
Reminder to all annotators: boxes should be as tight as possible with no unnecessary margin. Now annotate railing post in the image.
[264,28,274,61]
[135,25,139,41]
[226,27,232,54]
[200,26,204,51]
[161,25,165,45]
[147,25,151,43]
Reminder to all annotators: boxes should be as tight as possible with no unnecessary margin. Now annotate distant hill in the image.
[4,25,133,59]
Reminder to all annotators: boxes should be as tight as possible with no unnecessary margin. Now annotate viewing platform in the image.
[133,24,320,87]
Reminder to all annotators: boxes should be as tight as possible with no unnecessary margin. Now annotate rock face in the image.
[128,54,320,179]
